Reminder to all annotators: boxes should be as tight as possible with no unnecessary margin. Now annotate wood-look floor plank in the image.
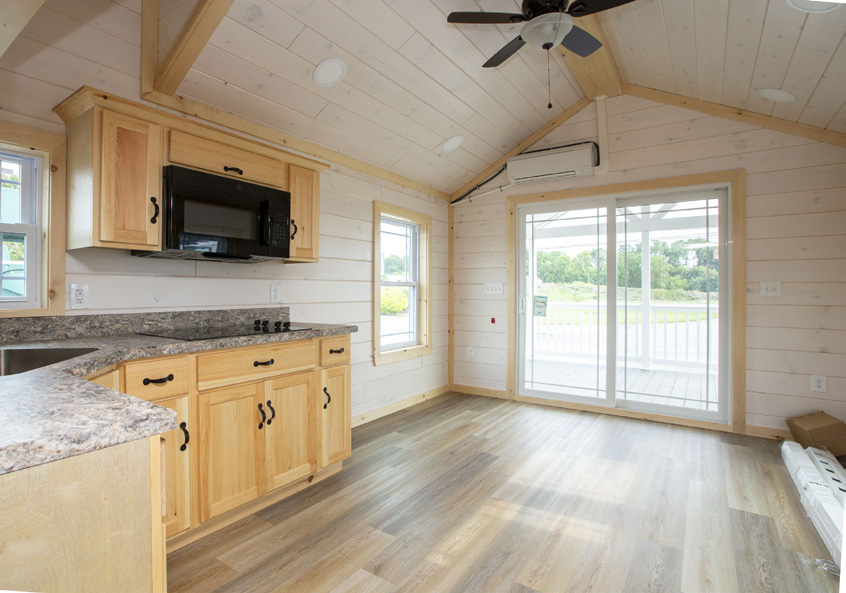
[168,393,836,593]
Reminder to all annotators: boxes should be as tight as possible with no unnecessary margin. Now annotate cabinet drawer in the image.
[124,356,189,401]
[196,341,317,391]
[320,336,350,367]
[168,130,287,188]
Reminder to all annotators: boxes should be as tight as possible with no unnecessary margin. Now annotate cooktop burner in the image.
[138,321,313,341]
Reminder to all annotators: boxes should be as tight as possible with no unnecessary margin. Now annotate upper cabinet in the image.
[55,87,327,260]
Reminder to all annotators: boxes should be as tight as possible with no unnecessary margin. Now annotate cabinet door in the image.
[156,394,191,538]
[198,383,263,522]
[288,165,319,261]
[320,365,351,468]
[100,110,162,247]
[265,371,318,491]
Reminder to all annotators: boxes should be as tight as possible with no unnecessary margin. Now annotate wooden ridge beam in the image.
[0,0,45,59]
[624,83,846,149]
[153,0,234,96]
[557,15,622,101]
[449,97,590,201]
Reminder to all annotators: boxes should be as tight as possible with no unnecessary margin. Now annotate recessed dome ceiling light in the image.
[758,87,797,103]
[786,0,842,13]
[442,135,464,153]
[313,58,347,87]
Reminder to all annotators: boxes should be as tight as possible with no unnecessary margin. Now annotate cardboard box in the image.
[787,411,846,457]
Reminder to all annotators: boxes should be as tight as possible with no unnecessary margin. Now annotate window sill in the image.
[374,344,432,366]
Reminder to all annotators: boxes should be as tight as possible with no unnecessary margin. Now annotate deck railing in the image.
[532,301,717,369]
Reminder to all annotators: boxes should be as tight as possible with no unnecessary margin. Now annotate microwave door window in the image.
[183,200,258,241]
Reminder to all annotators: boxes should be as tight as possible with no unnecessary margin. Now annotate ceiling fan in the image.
[447,0,635,68]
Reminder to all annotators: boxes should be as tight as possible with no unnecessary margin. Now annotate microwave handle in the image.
[259,201,271,246]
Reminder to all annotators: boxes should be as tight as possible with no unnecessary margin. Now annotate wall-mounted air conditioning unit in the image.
[506,144,597,186]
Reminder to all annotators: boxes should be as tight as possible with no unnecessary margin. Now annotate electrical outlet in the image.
[270,284,282,304]
[811,375,827,393]
[467,347,474,359]
[70,283,89,309]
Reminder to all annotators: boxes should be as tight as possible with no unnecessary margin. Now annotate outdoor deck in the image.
[525,359,719,411]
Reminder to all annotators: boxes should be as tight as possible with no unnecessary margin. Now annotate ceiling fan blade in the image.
[483,36,527,68]
[447,12,525,24]
[560,25,602,57]
[565,0,636,17]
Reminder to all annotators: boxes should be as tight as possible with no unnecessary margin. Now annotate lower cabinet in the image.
[321,364,351,468]
[198,383,263,522]
[265,371,318,492]
[156,394,192,538]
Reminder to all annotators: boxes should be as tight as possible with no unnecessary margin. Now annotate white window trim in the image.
[373,201,432,366]
[0,150,41,309]
[0,124,66,318]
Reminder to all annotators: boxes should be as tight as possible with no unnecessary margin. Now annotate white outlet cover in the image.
[70,283,89,309]
[811,375,827,393]
[270,284,282,304]
[760,282,781,298]
[467,347,474,359]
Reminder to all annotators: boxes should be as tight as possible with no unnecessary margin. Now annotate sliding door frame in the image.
[506,170,747,434]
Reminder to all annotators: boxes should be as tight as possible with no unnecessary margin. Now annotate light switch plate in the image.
[484,283,504,295]
[760,282,781,298]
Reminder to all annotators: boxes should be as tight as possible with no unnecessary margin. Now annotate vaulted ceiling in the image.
[3,0,845,198]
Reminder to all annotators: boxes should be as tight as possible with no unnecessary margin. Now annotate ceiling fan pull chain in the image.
[547,50,552,109]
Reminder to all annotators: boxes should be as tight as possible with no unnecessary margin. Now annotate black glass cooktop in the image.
[138,323,313,341]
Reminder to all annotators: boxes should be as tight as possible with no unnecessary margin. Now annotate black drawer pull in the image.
[179,422,189,451]
[150,197,159,224]
[329,347,345,354]
[258,403,266,429]
[323,387,332,409]
[143,373,173,385]
[223,166,244,175]
[290,219,298,240]
[267,400,276,425]
[254,358,275,367]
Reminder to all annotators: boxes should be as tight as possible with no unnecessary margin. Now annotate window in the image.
[373,202,432,365]
[0,151,41,309]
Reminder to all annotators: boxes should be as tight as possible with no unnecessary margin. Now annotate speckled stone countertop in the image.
[0,318,357,475]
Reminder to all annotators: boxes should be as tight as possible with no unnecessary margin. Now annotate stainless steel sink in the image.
[0,347,99,376]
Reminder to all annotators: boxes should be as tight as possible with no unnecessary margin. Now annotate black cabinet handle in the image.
[254,358,275,367]
[258,403,266,429]
[323,387,332,409]
[329,347,345,354]
[290,219,298,240]
[179,422,189,452]
[267,400,276,425]
[223,166,244,175]
[150,197,159,224]
[143,373,174,385]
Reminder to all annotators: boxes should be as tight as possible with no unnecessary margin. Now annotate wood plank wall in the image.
[0,1,449,421]
[453,94,846,432]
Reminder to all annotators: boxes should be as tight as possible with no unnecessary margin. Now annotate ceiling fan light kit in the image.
[521,13,574,50]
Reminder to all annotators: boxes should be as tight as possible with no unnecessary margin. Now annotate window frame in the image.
[0,122,66,318]
[373,201,432,365]
[1,151,41,308]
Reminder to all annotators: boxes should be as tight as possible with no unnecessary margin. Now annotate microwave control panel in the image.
[271,213,289,246]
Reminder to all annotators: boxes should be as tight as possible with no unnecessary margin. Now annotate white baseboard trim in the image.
[351,385,451,428]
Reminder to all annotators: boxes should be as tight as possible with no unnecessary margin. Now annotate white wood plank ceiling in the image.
[164,0,586,193]
[598,0,846,134]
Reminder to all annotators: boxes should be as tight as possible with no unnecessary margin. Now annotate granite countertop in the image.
[0,322,357,475]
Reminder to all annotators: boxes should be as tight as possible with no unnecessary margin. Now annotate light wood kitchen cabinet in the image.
[264,371,318,492]
[198,382,263,522]
[156,394,192,538]
[288,165,320,261]
[321,363,351,468]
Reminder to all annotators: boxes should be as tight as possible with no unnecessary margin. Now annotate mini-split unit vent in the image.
[506,144,597,186]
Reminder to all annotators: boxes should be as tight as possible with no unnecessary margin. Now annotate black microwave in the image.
[133,165,291,262]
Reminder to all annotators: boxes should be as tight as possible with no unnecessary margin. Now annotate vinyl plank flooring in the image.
[168,393,837,593]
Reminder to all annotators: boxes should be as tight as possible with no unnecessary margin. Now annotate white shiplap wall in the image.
[453,94,846,431]
[0,0,448,419]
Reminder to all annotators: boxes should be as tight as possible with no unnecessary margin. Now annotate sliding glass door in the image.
[517,188,730,422]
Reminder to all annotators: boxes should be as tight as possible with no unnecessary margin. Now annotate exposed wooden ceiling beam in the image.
[141,0,158,96]
[623,84,846,149]
[557,15,622,101]
[449,98,590,201]
[153,0,234,96]
[0,0,45,59]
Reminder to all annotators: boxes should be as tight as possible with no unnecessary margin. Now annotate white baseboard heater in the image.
[781,440,845,564]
